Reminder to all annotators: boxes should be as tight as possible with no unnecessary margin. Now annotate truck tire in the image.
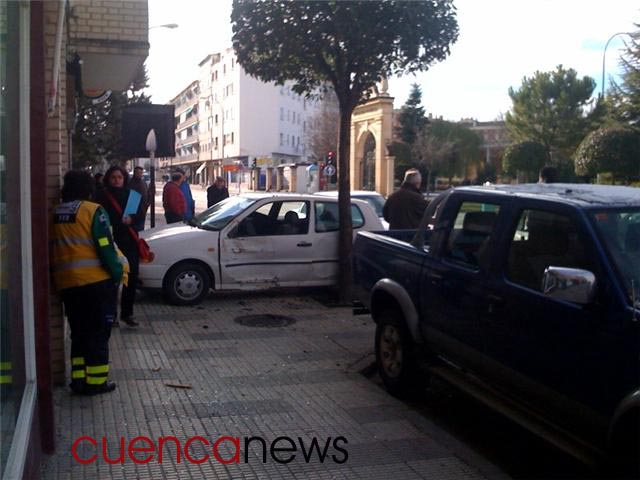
[375,308,423,397]
[163,262,211,306]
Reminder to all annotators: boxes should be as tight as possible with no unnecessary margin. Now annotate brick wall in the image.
[43,0,68,385]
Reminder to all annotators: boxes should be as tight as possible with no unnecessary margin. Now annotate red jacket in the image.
[162,181,186,216]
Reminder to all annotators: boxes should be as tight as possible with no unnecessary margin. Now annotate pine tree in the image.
[396,83,427,145]
[609,27,640,129]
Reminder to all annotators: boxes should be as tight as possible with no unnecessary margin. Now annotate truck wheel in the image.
[163,262,211,306]
[375,309,422,397]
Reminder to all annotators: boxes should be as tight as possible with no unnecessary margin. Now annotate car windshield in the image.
[590,208,640,306]
[193,196,257,231]
[356,195,385,217]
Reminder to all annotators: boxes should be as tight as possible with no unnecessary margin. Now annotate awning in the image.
[195,162,208,175]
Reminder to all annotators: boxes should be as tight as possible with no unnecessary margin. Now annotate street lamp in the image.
[601,31,632,97]
[149,23,179,30]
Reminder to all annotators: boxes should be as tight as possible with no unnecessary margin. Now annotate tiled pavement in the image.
[40,290,510,479]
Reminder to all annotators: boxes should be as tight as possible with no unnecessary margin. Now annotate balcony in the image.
[68,1,149,92]
[176,134,198,147]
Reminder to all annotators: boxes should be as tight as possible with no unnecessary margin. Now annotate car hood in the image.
[140,223,216,245]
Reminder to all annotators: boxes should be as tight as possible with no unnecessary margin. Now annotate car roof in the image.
[454,183,640,208]
[237,192,372,204]
[313,190,383,197]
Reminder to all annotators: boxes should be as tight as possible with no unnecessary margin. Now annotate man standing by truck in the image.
[383,168,428,229]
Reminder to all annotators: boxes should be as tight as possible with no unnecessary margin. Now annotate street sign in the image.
[323,165,336,176]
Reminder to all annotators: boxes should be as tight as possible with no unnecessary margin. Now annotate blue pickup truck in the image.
[353,184,639,468]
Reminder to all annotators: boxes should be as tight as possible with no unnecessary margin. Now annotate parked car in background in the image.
[139,193,383,305]
[353,184,640,471]
[314,190,388,229]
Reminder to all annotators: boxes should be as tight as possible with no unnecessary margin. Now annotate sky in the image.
[146,0,638,122]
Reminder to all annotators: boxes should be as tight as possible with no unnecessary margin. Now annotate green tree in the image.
[396,83,427,145]
[232,0,458,299]
[574,127,640,183]
[608,27,640,129]
[505,65,603,164]
[413,119,482,187]
[72,64,151,169]
[502,141,548,182]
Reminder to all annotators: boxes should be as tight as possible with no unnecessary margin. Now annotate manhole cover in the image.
[234,314,296,328]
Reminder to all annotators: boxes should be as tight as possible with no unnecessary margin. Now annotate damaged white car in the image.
[139,193,383,305]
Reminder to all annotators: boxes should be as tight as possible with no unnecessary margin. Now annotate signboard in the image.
[323,165,336,176]
[223,165,239,172]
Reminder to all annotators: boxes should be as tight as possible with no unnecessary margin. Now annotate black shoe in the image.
[83,382,117,396]
[69,381,85,395]
[121,316,139,327]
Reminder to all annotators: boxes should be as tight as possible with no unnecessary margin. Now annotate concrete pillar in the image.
[276,167,283,191]
[289,166,298,192]
[265,167,273,191]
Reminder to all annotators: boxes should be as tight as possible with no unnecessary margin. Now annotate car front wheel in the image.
[375,309,423,397]
[163,262,211,306]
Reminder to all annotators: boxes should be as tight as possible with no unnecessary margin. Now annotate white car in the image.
[314,190,388,230]
[139,193,384,305]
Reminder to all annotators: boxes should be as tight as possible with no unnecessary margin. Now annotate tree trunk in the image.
[337,103,354,303]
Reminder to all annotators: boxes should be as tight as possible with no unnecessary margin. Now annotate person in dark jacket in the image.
[162,171,186,223]
[383,169,429,229]
[95,165,144,327]
[207,176,229,208]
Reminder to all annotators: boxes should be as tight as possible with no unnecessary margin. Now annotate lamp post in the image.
[601,32,632,97]
[145,129,157,228]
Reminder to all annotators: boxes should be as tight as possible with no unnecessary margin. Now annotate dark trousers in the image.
[121,250,139,319]
[164,212,183,224]
[61,280,117,384]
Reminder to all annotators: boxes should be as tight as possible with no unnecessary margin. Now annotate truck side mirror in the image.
[542,267,596,305]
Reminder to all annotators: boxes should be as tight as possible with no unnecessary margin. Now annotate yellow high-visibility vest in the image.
[50,200,111,291]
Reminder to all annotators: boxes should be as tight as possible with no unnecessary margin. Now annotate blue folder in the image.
[123,190,141,217]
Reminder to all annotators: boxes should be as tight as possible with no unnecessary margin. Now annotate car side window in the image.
[275,201,309,236]
[235,201,309,237]
[314,202,364,232]
[444,201,500,269]
[506,209,591,291]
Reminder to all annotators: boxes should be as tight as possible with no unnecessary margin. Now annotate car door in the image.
[311,200,368,283]
[219,200,312,288]
[420,196,505,370]
[485,203,616,435]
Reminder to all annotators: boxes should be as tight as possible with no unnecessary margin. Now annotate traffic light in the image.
[326,151,335,164]
[251,158,257,168]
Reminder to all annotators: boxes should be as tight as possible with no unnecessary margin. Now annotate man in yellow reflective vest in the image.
[50,170,126,395]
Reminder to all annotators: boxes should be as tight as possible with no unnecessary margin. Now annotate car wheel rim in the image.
[174,271,203,300]
[379,324,402,378]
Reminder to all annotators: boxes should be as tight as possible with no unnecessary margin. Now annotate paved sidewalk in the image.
[40,291,509,480]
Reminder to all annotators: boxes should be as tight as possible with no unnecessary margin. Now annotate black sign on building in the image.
[121,104,175,158]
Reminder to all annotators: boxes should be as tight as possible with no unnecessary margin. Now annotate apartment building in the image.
[168,47,325,186]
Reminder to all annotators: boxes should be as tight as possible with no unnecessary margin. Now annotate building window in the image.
[231,132,234,144]
[292,112,295,123]
[287,110,290,121]
[287,134,290,145]
[280,108,284,121]
[280,133,283,146]
[223,64,226,74]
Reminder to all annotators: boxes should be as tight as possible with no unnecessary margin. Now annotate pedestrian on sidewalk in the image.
[162,170,187,223]
[383,168,428,229]
[207,176,229,208]
[95,165,143,327]
[129,166,151,231]
[50,170,123,395]
[177,168,195,221]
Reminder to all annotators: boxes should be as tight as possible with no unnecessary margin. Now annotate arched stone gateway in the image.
[350,85,395,196]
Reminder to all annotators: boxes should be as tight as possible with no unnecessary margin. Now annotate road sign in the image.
[323,165,336,176]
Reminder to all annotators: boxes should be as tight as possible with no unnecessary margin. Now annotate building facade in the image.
[166,48,325,189]
[0,2,148,478]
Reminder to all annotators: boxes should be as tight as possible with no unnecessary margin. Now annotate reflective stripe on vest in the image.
[50,201,111,290]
